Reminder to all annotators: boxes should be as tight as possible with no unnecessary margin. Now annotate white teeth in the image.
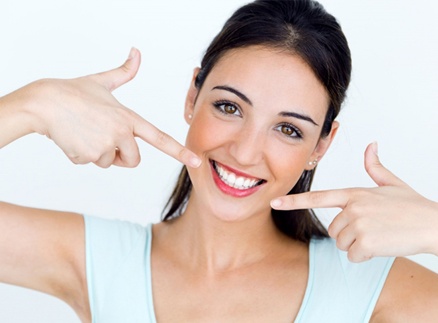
[227,173,236,186]
[234,177,244,188]
[214,162,262,190]
[243,178,251,188]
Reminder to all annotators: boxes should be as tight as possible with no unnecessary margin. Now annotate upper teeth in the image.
[214,162,260,190]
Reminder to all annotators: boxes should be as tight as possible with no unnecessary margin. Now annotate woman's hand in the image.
[0,48,201,169]
[271,143,438,262]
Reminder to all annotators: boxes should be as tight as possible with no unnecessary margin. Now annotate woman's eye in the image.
[275,124,302,139]
[223,104,237,114]
[214,101,241,116]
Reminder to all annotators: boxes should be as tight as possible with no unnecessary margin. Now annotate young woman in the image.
[1,0,438,322]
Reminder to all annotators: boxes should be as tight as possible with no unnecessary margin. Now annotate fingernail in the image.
[270,199,282,208]
[189,156,202,168]
[128,47,137,60]
[371,141,378,155]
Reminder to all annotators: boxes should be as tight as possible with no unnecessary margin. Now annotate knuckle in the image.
[178,147,191,163]
[351,217,369,233]
[347,252,359,263]
[155,129,170,148]
[336,239,348,251]
[284,196,295,208]
[347,248,371,263]
[354,237,374,258]
[119,126,132,139]
[349,188,365,201]
[96,161,111,169]
[67,153,87,165]
[347,203,360,217]
[86,151,102,163]
[310,191,322,203]
[120,63,135,81]
[132,154,141,167]
[327,225,336,238]
[69,156,81,165]
[126,154,141,168]
[308,191,324,206]
[364,162,373,174]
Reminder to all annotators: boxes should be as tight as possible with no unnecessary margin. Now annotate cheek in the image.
[185,110,223,154]
[267,144,312,192]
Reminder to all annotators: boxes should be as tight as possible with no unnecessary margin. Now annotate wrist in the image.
[421,199,438,256]
[430,201,438,256]
[0,82,42,147]
[22,79,54,135]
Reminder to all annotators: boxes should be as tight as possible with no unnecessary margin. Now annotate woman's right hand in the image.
[271,143,438,262]
[0,47,201,169]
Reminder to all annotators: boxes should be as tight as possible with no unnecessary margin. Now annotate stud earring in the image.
[308,159,318,166]
[188,114,193,119]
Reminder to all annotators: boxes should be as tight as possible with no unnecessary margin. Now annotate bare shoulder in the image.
[371,257,438,322]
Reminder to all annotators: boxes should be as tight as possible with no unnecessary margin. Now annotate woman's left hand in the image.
[271,143,438,262]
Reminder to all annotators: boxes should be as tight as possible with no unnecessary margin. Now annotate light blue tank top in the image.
[84,215,394,323]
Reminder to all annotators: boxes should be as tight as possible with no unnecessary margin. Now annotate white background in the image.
[1,0,437,322]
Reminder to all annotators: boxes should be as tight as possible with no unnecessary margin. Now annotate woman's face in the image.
[184,46,337,222]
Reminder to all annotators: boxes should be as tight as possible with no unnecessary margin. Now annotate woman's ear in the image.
[184,67,201,124]
[306,121,339,170]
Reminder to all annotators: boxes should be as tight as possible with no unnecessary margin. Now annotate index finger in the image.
[270,189,351,210]
[133,115,202,168]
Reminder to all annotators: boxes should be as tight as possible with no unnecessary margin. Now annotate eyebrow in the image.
[212,85,319,126]
[279,111,319,126]
[212,85,253,106]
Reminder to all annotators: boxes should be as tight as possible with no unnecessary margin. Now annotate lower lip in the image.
[210,162,263,198]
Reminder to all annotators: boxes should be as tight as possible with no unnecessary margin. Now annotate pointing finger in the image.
[132,113,201,168]
[270,189,351,211]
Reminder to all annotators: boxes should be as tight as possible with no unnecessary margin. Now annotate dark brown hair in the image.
[163,0,351,243]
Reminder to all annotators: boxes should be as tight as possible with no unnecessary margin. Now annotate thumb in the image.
[94,47,141,91]
[364,142,406,187]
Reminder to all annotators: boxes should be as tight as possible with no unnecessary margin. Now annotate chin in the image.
[207,199,271,224]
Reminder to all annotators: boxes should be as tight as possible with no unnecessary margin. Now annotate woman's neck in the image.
[155,196,294,275]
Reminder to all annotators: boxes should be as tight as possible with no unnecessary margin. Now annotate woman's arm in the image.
[371,257,438,322]
[271,142,438,261]
[0,48,201,168]
[0,203,89,321]
[0,48,201,321]
[272,143,438,319]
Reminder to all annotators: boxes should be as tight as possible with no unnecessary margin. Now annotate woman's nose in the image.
[228,125,265,166]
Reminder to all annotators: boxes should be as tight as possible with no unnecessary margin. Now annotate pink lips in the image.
[210,160,265,198]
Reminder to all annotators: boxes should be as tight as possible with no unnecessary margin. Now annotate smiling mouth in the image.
[212,160,266,190]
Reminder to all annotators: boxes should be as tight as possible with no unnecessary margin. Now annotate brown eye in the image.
[275,124,302,139]
[214,101,241,116]
[224,104,237,114]
[281,125,294,136]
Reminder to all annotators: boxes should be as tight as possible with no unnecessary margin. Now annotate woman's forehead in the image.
[202,46,330,119]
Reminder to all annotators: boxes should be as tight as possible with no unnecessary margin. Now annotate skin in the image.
[184,46,336,223]
[0,48,201,168]
[0,48,201,323]
[0,46,438,321]
[151,45,337,322]
[272,142,438,261]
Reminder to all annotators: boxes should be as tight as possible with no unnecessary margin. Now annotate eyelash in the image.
[212,100,303,140]
[212,100,242,116]
[274,123,303,139]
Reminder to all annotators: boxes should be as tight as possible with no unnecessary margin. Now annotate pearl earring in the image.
[188,114,193,119]
[308,159,318,166]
